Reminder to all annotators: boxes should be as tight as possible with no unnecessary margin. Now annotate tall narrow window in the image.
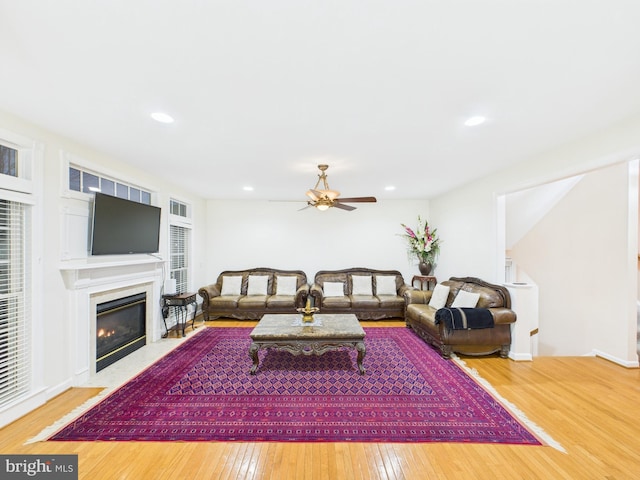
[0,199,30,409]
[170,225,190,294]
[169,199,191,294]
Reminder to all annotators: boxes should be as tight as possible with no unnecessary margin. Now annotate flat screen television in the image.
[91,192,161,255]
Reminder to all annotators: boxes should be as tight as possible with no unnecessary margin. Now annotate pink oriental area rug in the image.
[50,327,542,445]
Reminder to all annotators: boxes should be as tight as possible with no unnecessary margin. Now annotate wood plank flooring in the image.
[1,320,639,479]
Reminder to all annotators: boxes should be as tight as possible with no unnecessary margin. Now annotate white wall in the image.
[510,164,631,356]
[0,109,209,426]
[204,199,430,284]
[429,113,640,364]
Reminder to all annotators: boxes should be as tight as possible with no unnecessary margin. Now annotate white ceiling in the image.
[1,1,640,201]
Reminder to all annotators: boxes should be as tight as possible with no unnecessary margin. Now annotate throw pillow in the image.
[375,275,397,296]
[428,283,450,309]
[247,275,269,295]
[323,281,345,297]
[275,275,298,296]
[220,275,243,296]
[451,290,481,308]
[351,275,373,296]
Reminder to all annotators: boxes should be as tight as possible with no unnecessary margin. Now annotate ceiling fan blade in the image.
[335,196,377,203]
[332,202,356,211]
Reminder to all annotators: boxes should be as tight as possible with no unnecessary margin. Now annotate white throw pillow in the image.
[451,290,480,308]
[275,275,298,296]
[247,275,269,295]
[351,275,373,296]
[323,281,345,297]
[375,276,397,296]
[220,275,243,296]
[428,283,450,309]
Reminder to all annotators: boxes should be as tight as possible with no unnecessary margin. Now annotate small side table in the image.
[162,292,197,337]
[411,275,437,291]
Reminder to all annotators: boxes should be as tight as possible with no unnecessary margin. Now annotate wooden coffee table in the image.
[249,313,366,375]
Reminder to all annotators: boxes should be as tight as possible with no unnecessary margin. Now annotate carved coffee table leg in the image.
[355,341,366,375]
[249,342,260,374]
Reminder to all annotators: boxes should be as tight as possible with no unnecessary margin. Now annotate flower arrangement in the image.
[400,216,441,265]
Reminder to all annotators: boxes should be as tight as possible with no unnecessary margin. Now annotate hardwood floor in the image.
[2,320,639,479]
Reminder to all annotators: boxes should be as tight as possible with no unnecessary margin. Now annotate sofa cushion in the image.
[407,303,437,326]
[210,296,240,309]
[428,283,450,309]
[375,275,397,296]
[238,295,268,309]
[377,295,404,309]
[324,282,345,297]
[322,296,351,308]
[275,275,298,296]
[247,275,270,295]
[451,290,480,308]
[350,295,379,308]
[221,275,243,296]
[266,295,295,309]
[351,275,373,295]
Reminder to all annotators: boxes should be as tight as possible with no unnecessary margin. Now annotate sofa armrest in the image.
[490,307,517,325]
[198,284,221,305]
[404,289,432,305]
[294,284,311,308]
[397,284,415,297]
[309,284,324,305]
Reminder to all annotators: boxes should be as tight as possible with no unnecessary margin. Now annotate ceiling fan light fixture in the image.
[316,204,330,211]
[321,189,340,200]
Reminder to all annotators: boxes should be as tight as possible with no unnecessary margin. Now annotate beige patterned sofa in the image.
[309,268,411,320]
[198,268,309,320]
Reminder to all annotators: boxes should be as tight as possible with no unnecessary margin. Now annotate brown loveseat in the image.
[198,268,309,320]
[404,276,516,358]
[309,268,411,320]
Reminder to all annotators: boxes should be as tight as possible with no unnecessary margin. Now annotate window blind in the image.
[170,224,190,294]
[0,199,30,408]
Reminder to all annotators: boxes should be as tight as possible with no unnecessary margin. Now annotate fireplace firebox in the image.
[96,292,146,372]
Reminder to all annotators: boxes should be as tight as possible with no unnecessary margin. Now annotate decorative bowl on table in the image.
[296,304,320,323]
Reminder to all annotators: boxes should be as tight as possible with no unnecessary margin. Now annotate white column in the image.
[505,283,539,361]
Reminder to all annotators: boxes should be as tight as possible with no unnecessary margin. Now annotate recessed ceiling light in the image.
[150,112,175,124]
[243,186,254,191]
[464,116,486,127]
[385,186,396,191]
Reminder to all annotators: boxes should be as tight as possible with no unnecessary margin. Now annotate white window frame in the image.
[60,150,157,205]
[0,128,44,429]
[168,198,193,295]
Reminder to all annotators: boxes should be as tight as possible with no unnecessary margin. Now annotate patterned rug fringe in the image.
[25,388,111,444]
[451,354,566,453]
[26,327,206,444]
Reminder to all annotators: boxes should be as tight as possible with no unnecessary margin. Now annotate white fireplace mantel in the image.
[60,256,166,385]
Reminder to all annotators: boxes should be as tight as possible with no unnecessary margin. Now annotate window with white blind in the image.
[169,199,192,294]
[170,225,190,294]
[0,199,30,409]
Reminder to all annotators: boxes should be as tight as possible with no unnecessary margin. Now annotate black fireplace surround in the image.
[96,292,146,372]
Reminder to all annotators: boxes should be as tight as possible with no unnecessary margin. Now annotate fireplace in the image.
[96,292,146,372]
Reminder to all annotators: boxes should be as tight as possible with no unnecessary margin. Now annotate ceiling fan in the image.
[304,164,377,211]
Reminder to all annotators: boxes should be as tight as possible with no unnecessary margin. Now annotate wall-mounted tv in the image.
[91,192,161,255]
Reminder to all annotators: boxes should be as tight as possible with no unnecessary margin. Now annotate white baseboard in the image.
[0,387,48,429]
[592,349,639,368]
[508,351,533,361]
[46,378,74,398]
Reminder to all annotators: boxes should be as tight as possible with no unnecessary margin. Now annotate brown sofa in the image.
[404,276,516,358]
[198,268,309,321]
[309,268,411,320]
